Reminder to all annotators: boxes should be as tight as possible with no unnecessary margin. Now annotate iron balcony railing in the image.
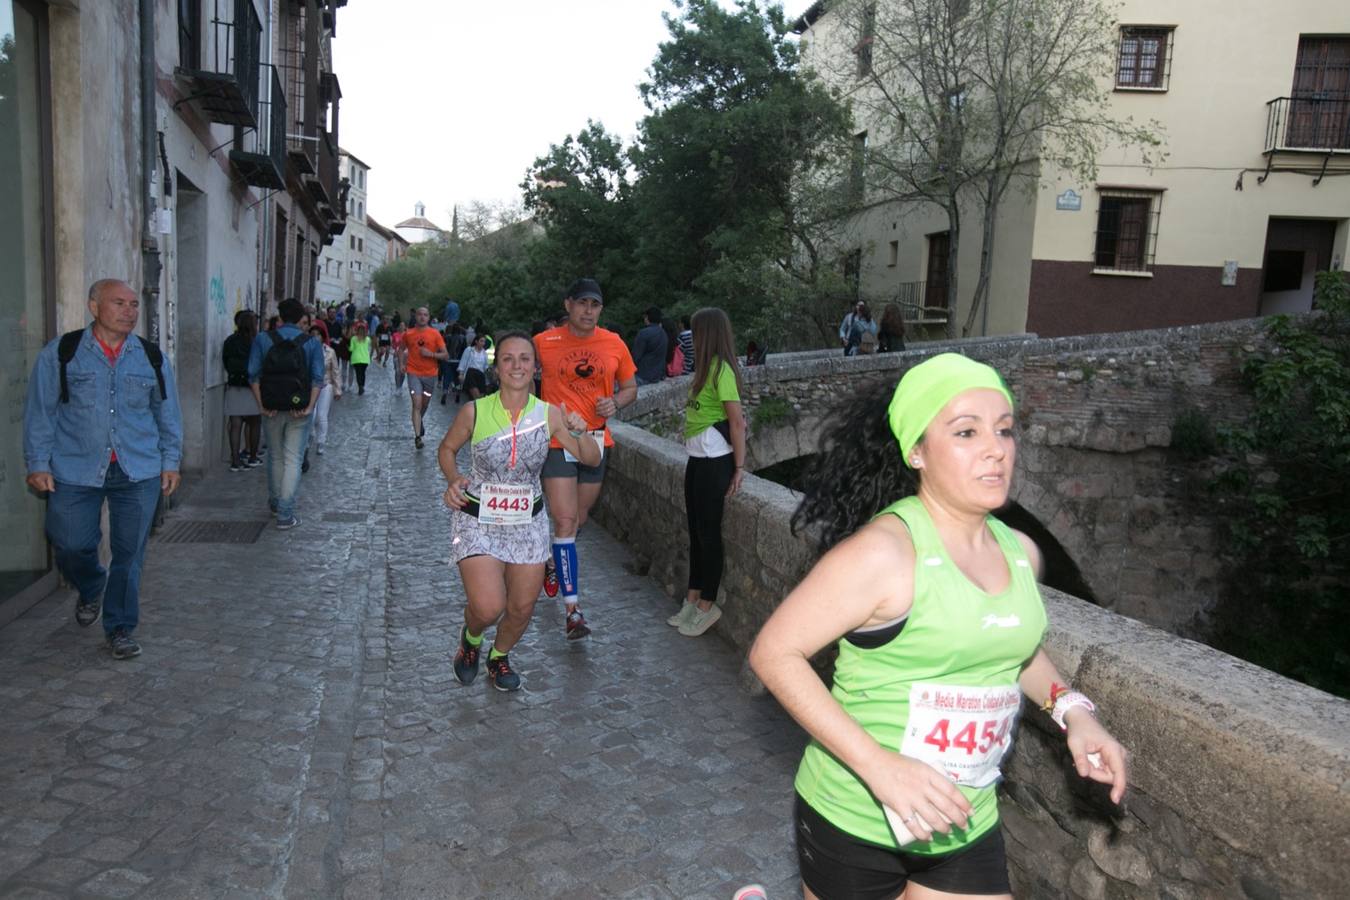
[892,280,949,323]
[1264,95,1350,153]
[228,65,287,190]
[180,0,262,128]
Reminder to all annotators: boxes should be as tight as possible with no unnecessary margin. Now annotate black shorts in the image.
[795,795,1011,900]
[541,447,607,484]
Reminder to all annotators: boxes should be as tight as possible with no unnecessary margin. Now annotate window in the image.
[1116,27,1172,90]
[856,2,876,78]
[1093,188,1163,273]
[353,262,361,272]
[851,130,868,203]
[357,201,363,218]
[888,240,899,267]
[349,235,355,250]
[178,0,200,70]
[357,238,363,252]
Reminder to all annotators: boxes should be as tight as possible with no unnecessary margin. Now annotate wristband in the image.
[1040,681,1071,714]
[568,428,585,438]
[1051,691,1096,731]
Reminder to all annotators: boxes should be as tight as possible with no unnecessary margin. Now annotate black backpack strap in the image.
[56,329,85,404]
[137,336,167,400]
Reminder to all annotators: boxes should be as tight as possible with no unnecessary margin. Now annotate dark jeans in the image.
[685,454,735,602]
[353,363,368,391]
[46,461,161,636]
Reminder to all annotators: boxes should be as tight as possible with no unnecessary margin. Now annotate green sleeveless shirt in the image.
[794,495,1047,855]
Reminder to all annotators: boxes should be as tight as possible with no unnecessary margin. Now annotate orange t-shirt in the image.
[534,325,637,448]
[403,326,446,376]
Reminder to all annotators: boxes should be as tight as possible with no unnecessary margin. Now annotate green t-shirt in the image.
[684,359,740,439]
[349,336,371,365]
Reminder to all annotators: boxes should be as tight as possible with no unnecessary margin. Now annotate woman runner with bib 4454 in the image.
[438,331,600,692]
[750,354,1127,900]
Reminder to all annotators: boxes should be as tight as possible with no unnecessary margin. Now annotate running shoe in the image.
[486,654,521,692]
[246,456,263,468]
[229,456,244,472]
[276,516,300,530]
[565,609,591,641]
[415,436,424,449]
[107,628,141,660]
[666,600,696,628]
[453,627,480,685]
[542,562,559,598]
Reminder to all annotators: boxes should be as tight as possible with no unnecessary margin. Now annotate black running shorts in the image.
[795,794,1012,900]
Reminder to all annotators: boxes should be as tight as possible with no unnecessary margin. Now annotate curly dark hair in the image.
[791,375,919,553]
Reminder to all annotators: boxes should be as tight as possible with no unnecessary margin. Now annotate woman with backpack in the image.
[839,301,879,357]
[223,310,262,471]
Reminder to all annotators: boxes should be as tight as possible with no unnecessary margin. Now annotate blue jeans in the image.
[263,412,312,519]
[46,461,162,636]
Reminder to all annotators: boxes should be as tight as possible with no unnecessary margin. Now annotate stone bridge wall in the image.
[626,321,1269,636]
[591,419,1350,900]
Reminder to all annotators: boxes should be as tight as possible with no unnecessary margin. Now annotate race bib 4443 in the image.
[477,483,533,525]
[898,683,1022,789]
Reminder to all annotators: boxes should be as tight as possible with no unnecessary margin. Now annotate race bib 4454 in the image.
[898,683,1022,789]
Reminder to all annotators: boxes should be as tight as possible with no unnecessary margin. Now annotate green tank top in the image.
[794,495,1047,855]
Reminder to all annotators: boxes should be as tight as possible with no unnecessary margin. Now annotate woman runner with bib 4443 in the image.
[750,354,1127,900]
[438,331,600,692]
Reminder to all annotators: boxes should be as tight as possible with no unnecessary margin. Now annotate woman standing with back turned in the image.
[750,354,1127,900]
[667,308,747,637]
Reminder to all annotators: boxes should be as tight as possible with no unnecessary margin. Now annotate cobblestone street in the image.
[0,371,805,899]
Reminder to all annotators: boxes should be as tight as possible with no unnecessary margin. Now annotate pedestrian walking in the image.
[749,354,1128,899]
[533,277,638,639]
[334,322,353,390]
[376,320,393,367]
[308,323,342,455]
[22,278,183,659]
[839,301,878,356]
[440,332,601,691]
[878,302,907,353]
[444,323,468,402]
[456,334,489,403]
[678,315,695,375]
[248,297,325,529]
[349,321,372,395]
[632,306,668,386]
[392,321,408,392]
[223,310,263,471]
[666,308,746,637]
[401,306,449,449]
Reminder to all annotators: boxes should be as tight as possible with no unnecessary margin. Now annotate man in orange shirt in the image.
[534,278,638,639]
[401,306,449,449]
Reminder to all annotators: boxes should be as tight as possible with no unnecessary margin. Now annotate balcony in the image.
[1264,95,1350,154]
[178,0,262,128]
[228,65,287,190]
[280,1,319,174]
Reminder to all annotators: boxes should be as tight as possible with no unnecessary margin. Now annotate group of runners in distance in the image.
[429,276,1128,898]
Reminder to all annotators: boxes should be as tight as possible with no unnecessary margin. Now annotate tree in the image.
[630,0,855,346]
[819,0,1163,336]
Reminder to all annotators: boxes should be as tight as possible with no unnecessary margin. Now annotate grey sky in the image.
[333,0,689,231]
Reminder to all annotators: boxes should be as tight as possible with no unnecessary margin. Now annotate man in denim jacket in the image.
[23,279,184,660]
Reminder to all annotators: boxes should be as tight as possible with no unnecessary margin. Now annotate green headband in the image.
[887,353,1014,468]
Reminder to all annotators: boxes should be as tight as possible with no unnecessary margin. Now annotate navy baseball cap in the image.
[566,277,603,303]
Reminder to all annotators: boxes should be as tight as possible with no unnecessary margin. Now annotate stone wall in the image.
[625,320,1271,636]
[590,419,1350,899]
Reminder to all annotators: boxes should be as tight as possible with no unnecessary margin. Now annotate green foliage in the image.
[1207,271,1350,697]
[751,395,795,435]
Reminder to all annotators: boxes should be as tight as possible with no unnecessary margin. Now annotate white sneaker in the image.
[316,444,325,456]
[666,600,696,627]
[679,603,722,637]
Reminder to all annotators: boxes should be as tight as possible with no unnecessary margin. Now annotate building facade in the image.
[0,0,345,621]
[794,0,1350,338]
[316,148,375,306]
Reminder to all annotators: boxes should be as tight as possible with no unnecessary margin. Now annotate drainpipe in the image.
[139,0,162,344]
[260,0,276,317]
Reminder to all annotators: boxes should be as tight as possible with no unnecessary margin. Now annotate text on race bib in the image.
[477,483,534,525]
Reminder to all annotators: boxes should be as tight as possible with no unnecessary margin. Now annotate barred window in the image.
[1116,27,1173,90]
[1093,188,1163,273]
[856,3,876,78]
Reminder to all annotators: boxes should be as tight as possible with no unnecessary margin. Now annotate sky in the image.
[333,0,698,231]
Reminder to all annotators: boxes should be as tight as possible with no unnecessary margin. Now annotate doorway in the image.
[1259,218,1338,315]
[924,231,951,310]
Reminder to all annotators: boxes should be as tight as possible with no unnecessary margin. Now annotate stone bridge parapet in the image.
[622,319,1273,635]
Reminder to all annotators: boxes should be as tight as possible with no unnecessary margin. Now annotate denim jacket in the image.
[23,327,184,487]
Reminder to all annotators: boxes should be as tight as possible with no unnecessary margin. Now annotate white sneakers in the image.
[667,601,697,627]
[679,603,722,637]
